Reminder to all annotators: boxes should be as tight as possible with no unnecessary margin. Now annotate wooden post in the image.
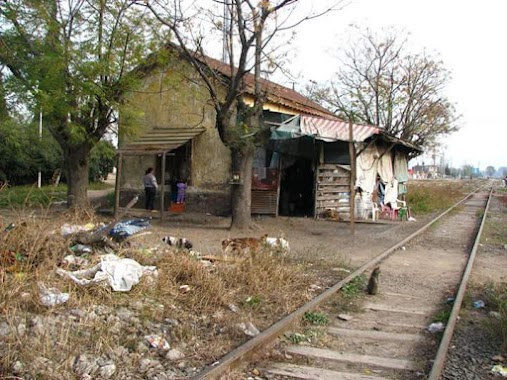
[160,151,166,221]
[348,121,356,235]
[275,155,282,217]
[114,152,123,219]
[314,142,324,219]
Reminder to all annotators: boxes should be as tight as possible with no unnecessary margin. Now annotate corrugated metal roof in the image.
[120,127,206,153]
[272,115,381,143]
[300,116,381,142]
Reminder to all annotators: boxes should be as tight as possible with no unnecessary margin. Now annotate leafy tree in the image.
[142,0,336,228]
[462,165,474,179]
[310,27,459,149]
[0,1,159,206]
[89,140,116,182]
[485,165,496,177]
[444,164,451,176]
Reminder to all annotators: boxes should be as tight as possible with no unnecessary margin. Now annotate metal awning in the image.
[119,126,206,153]
[271,115,381,143]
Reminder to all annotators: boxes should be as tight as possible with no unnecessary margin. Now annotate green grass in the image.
[432,307,452,323]
[0,184,66,207]
[340,275,366,298]
[303,311,329,325]
[0,182,113,208]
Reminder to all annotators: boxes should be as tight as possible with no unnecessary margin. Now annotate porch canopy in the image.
[271,115,381,143]
[119,126,206,153]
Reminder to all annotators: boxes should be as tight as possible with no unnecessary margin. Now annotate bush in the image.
[89,140,116,183]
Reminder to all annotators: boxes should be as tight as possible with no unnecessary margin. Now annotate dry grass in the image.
[407,179,479,215]
[0,208,334,378]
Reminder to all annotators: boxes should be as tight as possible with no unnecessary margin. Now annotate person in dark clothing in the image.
[143,167,158,211]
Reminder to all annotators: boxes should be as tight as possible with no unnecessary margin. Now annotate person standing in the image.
[176,179,187,204]
[143,167,158,211]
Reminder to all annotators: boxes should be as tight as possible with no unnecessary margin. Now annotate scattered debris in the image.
[62,254,90,267]
[473,300,486,309]
[56,254,157,291]
[179,285,191,293]
[166,349,185,361]
[427,322,445,333]
[144,335,170,350]
[109,219,150,240]
[337,314,353,321]
[61,223,96,236]
[492,355,505,362]
[237,322,260,337]
[39,284,69,307]
[492,365,507,377]
[446,296,455,305]
[490,311,501,319]
[70,244,93,254]
[228,304,239,313]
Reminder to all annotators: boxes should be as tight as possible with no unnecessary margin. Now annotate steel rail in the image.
[192,185,485,380]
[428,185,494,379]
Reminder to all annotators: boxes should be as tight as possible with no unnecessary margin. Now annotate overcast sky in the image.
[279,0,506,171]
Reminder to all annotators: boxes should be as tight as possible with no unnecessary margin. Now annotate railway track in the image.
[192,185,493,380]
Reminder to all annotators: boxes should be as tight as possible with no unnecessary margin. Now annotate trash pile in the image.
[1,214,308,379]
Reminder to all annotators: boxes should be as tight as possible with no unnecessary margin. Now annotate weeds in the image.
[341,275,366,298]
[407,179,475,215]
[432,307,452,324]
[303,311,329,325]
[484,282,507,350]
[284,329,324,344]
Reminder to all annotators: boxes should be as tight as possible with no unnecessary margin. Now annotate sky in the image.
[277,0,506,171]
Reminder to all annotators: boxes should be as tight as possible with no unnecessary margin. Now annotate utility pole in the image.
[37,110,42,188]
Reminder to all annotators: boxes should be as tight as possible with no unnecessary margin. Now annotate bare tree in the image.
[139,0,341,229]
[310,27,459,148]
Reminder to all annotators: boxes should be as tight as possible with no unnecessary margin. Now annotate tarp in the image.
[271,115,381,143]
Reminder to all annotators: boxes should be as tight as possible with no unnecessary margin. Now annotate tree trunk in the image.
[65,145,91,208]
[230,145,254,230]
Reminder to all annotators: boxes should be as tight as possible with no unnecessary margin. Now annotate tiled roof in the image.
[200,55,338,119]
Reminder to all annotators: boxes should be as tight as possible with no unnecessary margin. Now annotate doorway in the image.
[278,157,315,217]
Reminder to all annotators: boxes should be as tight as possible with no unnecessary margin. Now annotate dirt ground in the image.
[124,211,432,269]
[2,180,504,380]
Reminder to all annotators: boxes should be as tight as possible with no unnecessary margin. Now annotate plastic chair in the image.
[371,203,379,221]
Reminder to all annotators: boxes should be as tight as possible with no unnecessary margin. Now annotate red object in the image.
[169,202,185,213]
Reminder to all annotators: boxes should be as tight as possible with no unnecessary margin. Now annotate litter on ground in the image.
[56,254,157,291]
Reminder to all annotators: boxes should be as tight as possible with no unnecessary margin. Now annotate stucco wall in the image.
[120,50,232,213]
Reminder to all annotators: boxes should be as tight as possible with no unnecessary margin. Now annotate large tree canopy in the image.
[310,28,459,148]
[0,0,159,206]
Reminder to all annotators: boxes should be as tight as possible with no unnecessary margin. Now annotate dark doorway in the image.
[279,157,315,217]
[164,142,191,203]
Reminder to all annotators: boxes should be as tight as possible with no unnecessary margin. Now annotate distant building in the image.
[411,164,440,179]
